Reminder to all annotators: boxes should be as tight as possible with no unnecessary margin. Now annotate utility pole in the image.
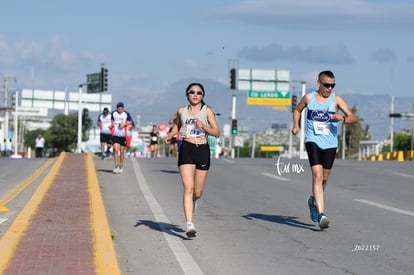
[77,84,84,153]
[2,75,17,141]
[11,90,22,159]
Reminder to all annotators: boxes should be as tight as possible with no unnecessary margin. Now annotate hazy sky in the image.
[1,0,414,98]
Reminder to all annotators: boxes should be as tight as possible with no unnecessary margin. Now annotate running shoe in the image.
[318,213,330,230]
[307,196,319,222]
[101,154,106,160]
[113,167,119,174]
[186,222,197,238]
[118,167,123,174]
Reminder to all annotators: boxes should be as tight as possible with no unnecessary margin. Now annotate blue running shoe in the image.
[307,196,319,222]
[318,213,330,230]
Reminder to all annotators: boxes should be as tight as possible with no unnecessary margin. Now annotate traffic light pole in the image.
[288,80,307,159]
[229,95,236,158]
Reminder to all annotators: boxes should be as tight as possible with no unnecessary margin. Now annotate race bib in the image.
[313,121,330,135]
[186,124,205,138]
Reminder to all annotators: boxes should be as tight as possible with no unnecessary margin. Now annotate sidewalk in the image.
[0,153,120,275]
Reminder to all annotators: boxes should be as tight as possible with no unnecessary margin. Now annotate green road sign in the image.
[247,90,290,99]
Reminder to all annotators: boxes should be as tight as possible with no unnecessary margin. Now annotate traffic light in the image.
[291,95,297,112]
[82,108,89,124]
[100,67,108,91]
[231,119,238,135]
[11,92,16,109]
[230,68,236,90]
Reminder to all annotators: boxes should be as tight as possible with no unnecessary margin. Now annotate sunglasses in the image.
[320,81,336,89]
[187,90,204,96]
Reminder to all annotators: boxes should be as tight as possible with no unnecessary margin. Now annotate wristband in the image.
[343,116,346,123]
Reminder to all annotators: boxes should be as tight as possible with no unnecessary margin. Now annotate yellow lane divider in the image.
[0,153,65,272]
[86,152,121,275]
[0,159,55,212]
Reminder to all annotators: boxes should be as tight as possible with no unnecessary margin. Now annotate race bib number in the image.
[186,124,205,138]
[313,121,330,135]
[151,136,158,142]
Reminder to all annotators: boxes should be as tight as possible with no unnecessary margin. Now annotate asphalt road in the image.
[1,156,413,274]
[95,156,414,275]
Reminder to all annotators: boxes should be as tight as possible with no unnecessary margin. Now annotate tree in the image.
[47,112,92,152]
[48,113,78,152]
[23,112,93,153]
[393,132,411,151]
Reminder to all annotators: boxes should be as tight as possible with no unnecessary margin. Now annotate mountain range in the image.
[110,78,414,142]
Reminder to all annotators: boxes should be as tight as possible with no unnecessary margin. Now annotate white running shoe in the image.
[318,214,330,230]
[113,167,119,174]
[186,222,197,238]
[118,167,123,174]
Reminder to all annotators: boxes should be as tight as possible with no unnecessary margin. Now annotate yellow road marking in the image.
[0,159,54,212]
[86,152,121,275]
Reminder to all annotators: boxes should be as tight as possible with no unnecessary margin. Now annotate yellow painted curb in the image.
[0,206,9,212]
[86,152,121,275]
[397,151,404,162]
[385,152,391,160]
[377,154,383,161]
[0,153,65,272]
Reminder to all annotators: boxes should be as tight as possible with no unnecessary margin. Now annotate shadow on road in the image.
[96,168,116,174]
[134,219,188,239]
[242,213,318,231]
[158,169,180,174]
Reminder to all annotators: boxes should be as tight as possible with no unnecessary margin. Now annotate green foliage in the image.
[48,113,79,151]
[393,132,412,151]
[23,111,92,153]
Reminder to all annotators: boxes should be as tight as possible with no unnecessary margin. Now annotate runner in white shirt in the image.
[97,107,113,160]
[110,102,134,174]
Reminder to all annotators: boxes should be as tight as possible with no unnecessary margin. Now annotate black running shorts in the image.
[100,133,113,144]
[112,136,127,147]
[305,142,337,169]
[178,140,210,170]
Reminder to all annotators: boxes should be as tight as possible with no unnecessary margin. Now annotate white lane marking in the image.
[354,199,414,217]
[0,218,8,225]
[392,172,414,179]
[263,172,290,182]
[132,158,203,275]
